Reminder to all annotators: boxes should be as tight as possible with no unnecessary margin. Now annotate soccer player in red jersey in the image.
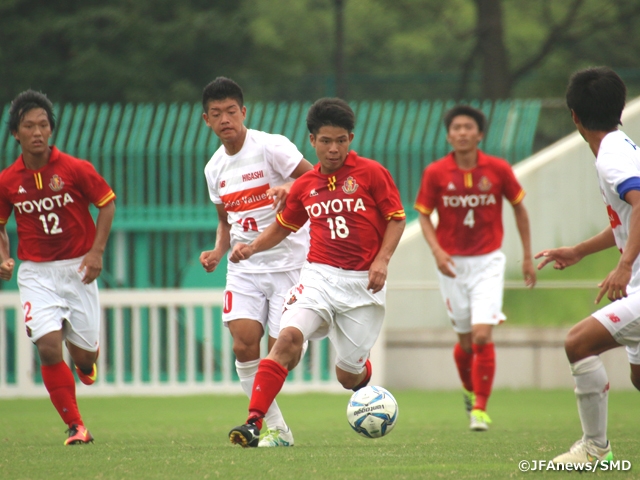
[226,98,406,447]
[415,105,536,431]
[0,90,116,445]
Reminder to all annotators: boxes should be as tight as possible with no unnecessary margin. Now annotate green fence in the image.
[0,99,540,289]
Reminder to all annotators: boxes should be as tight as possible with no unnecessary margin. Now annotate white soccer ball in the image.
[346,385,398,438]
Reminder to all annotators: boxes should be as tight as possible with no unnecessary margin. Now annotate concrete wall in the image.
[382,97,640,390]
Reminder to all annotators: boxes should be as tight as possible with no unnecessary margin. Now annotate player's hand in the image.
[200,250,223,273]
[367,258,388,293]
[229,243,253,263]
[535,246,582,271]
[522,257,536,288]
[267,185,290,212]
[434,248,455,278]
[0,258,15,281]
[595,262,632,304]
[79,250,102,284]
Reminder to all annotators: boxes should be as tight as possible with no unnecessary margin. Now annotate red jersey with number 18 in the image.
[276,151,405,271]
[0,146,116,262]
[414,150,524,256]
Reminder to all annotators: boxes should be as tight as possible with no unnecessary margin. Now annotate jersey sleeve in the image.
[275,180,309,232]
[0,178,13,225]
[500,161,525,205]
[204,163,222,204]
[76,160,116,207]
[414,165,437,215]
[265,134,304,180]
[370,163,405,221]
[598,150,640,201]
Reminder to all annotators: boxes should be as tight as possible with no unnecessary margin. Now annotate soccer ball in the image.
[346,385,398,438]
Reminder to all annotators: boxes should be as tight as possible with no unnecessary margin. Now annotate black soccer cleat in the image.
[229,423,260,448]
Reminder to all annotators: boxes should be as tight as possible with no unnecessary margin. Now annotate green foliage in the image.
[0,391,638,479]
[3,0,640,104]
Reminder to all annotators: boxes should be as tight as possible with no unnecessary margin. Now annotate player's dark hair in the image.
[444,105,485,133]
[202,77,244,111]
[306,98,355,135]
[566,67,626,131]
[9,89,56,133]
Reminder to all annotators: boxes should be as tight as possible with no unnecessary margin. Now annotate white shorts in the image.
[592,291,640,365]
[223,269,301,338]
[437,250,506,334]
[280,262,386,374]
[18,257,100,351]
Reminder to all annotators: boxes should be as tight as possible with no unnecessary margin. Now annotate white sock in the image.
[571,356,609,448]
[235,359,288,431]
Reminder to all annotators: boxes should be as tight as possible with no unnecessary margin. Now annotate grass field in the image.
[0,390,637,479]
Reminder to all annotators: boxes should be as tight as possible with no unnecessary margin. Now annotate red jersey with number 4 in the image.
[414,150,524,256]
[0,146,116,262]
[276,151,405,271]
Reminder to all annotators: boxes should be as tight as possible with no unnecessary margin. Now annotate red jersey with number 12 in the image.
[414,150,524,256]
[276,151,405,271]
[0,146,116,262]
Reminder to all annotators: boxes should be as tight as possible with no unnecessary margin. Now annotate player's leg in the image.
[630,362,640,391]
[332,302,385,391]
[19,260,93,445]
[552,316,619,464]
[467,251,505,431]
[229,309,326,448]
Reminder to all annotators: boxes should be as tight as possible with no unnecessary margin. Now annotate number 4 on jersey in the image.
[463,209,475,228]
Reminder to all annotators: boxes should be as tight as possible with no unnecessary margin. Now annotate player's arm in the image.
[229,221,292,263]
[80,201,116,284]
[0,223,15,281]
[595,189,640,303]
[512,202,536,288]
[535,227,616,272]
[417,212,455,278]
[368,218,406,293]
[200,203,231,273]
[267,158,314,212]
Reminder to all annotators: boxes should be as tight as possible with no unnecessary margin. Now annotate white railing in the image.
[0,289,342,398]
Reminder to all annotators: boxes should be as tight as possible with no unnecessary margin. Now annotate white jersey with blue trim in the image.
[595,130,640,292]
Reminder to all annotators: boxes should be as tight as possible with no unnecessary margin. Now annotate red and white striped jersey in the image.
[204,129,309,272]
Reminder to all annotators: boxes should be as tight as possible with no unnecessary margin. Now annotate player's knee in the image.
[630,367,640,392]
[232,340,259,361]
[37,343,62,365]
[471,333,489,346]
[564,330,583,361]
[336,371,358,390]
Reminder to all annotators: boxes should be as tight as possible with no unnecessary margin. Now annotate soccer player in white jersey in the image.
[199,77,313,447]
[537,67,640,465]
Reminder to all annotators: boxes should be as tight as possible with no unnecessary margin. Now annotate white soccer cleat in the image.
[552,438,613,465]
[258,427,294,447]
[469,409,491,431]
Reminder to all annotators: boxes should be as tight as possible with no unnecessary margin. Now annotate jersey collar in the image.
[445,149,488,170]
[16,145,61,171]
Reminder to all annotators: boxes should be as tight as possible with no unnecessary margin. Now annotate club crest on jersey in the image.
[18,185,27,194]
[287,295,298,305]
[478,176,492,192]
[49,175,64,192]
[342,176,359,194]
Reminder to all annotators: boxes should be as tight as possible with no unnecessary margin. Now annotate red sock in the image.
[41,362,83,427]
[247,359,288,430]
[352,359,372,392]
[471,343,495,411]
[453,343,474,392]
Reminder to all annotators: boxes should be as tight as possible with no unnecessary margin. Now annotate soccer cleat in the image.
[258,427,294,447]
[229,422,260,448]
[64,424,94,445]
[75,363,98,385]
[552,439,613,465]
[469,409,491,431]
[463,389,475,418]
